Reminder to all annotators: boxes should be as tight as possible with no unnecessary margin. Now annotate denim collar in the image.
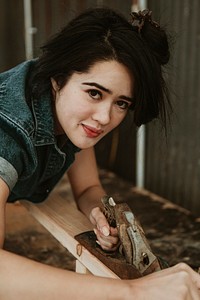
[31,92,55,146]
[0,60,35,136]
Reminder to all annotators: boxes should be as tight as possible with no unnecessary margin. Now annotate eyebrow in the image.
[82,82,134,102]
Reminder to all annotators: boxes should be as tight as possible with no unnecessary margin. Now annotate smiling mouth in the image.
[81,124,103,138]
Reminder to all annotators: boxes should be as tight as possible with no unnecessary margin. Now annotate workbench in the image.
[21,169,200,276]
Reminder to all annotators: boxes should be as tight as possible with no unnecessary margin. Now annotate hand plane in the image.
[75,195,167,279]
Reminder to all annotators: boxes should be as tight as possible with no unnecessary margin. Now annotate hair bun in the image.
[130,10,170,66]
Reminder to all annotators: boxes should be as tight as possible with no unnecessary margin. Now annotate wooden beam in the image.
[21,190,119,279]
[76,260,92,274]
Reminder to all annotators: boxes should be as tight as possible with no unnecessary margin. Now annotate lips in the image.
[81,124,103,138]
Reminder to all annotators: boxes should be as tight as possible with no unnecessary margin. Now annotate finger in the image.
[149,262,200,291]
[174,263,200,290]
[96,238,119,251]
[110,227,118,237]
[98,231,119,246]
[91,208,111,236]
[96,216,110,236]
[90,207,110,235]
[94,228,119,251]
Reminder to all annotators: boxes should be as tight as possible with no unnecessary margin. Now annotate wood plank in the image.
[21,191,119,279]
[76,260,92,274]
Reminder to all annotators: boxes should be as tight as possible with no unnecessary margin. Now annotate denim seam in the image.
[0,111,34,137]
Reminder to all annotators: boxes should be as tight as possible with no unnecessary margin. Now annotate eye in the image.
[116,100,131,110]
[88,89,102,100]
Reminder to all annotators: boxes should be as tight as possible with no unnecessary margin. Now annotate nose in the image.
[92,102,111,125]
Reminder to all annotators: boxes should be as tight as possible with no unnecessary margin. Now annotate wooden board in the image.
[21,191,119,279]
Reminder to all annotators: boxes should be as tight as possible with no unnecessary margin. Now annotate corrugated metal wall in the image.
[146,0,200,214]
[0,0,25,71]
[0,0,132,69]
[32,0,132,50]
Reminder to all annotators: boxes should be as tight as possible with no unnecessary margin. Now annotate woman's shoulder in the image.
[0,60,37,84]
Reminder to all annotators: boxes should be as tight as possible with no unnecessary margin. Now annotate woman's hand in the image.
[128,263,200,300]
[89,206,120,251]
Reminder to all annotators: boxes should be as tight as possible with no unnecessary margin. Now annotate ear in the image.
[51,78,59,92]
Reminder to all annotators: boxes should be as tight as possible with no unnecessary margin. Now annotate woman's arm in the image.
[67,147,119,250]
[0,178,9,248]
[0,249,199,300]
[67,147,105,216]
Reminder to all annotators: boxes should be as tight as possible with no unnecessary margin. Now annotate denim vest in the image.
[0,60,80,203]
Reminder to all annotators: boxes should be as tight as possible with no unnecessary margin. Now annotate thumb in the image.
[99,224,110,237]
[96,214,110,236]
[90,207,110,236]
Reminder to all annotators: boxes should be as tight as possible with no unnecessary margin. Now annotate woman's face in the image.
[52,60,134,149]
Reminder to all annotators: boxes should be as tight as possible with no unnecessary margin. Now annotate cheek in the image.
[58,90,90,115]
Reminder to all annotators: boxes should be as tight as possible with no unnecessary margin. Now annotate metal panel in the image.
[146,0,200,214]
[0,0,25,71]
[0,0,132,68]
[31,0,132,56]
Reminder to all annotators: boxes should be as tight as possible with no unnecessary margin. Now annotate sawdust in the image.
[4,202,75,271]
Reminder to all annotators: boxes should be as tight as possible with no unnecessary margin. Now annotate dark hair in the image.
[29,7,171,127]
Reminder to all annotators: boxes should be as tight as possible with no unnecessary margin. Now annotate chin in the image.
[73,139,99,149]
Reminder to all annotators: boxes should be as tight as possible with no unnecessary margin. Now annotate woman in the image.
[0,7,199,299]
